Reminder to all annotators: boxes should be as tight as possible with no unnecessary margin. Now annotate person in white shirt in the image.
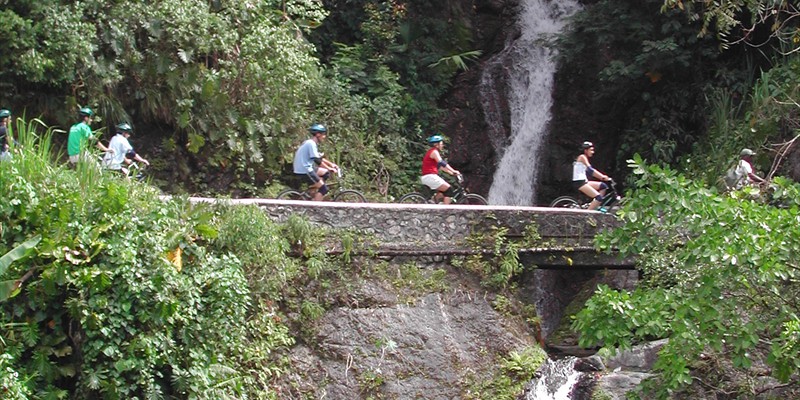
[735,148,765,188]
[572,141,613,211]
[292,124,338,201]
[103,123,149,177]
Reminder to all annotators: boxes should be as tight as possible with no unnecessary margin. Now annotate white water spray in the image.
[483,0,581,206]
[524,357,582,400]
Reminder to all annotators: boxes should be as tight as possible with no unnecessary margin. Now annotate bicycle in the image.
[124,161,147,182]
[549,179,621,212]
[276,168,367,203]
[99,151,147,182]
[397,174,488,205]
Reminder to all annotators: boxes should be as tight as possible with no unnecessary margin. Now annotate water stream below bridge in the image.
[481,1,585,398]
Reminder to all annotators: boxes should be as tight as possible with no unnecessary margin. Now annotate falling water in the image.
[483,0,581,206]
[523,357,582,400]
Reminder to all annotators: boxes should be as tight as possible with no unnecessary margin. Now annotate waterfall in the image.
[482,0,581,206]
[523,357,582,400]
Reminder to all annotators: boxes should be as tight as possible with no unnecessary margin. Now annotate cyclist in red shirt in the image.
[421,135,461,204]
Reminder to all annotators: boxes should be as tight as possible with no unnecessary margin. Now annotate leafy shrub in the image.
[578,156,800,398]
[0,120,292,398]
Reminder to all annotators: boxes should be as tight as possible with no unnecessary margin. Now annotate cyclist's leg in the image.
[578,181,604,210]
[305,171,325,201]
[422,174,450,204]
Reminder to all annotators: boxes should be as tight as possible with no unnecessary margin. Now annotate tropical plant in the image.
[574,155,800,398]
[662,0,800,51]
[0,119,296,398]
[555,0,758,173]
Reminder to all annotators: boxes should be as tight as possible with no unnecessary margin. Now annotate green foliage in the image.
[429,50,482,71]
[0,120,295,398]
[211,204,298,296]
[466,346,547,400]
[0,235,41,301]
[308,0,483,195]
[684,54,800,187]
[556,0,754,170]
[0,0,483,198]
[0,353,31,400]
[464,227,523,289]
[662,0,800,51]
[388,262,448,299]
[575,155,800,398]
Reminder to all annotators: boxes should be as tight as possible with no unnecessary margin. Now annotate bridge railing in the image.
[186,198,633,269]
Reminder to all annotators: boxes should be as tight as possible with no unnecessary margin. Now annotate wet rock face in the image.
[277,262,536,399]
[439,0,521,198]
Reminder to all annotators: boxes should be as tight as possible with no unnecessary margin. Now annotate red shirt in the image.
[422,147,440,175]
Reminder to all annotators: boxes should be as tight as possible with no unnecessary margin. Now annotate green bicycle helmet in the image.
[79,107,94,117]
[0,109,10,118]
[116,122,133,134]
[427,135,444,144]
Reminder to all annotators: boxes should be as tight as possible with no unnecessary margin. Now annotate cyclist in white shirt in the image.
[103,123,149,176]
[572,141,612,211]
[734,148,765,188]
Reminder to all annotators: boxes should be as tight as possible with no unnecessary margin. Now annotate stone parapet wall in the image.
[190,198,619,249]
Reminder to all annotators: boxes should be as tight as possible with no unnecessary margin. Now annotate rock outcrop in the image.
[275,260,536,399]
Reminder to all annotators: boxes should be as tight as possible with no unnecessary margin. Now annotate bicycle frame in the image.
[550,180,620,210]
[278,168,367,202]
[401,175,488,205]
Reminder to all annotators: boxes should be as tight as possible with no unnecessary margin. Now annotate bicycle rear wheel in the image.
[276,189,306,200]
[549,196,581,208]
[397,193,428,204]
[333,189,367,203]
[456,193,488,205]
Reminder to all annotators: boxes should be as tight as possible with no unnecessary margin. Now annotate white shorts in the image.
[421,174,448,190]
[68,153,94,165]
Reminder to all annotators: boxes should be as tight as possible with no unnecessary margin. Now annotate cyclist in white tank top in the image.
[573,141,613,211]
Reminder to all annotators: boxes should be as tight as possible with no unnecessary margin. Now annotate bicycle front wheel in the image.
[333,189,367,203]
[276,189,305,200]
[456,193,488,205]
[549,196,581,208]
[397,193,428,204]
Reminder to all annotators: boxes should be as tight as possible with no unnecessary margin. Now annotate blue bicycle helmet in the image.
[427,135,444,144]
[309,123,327,135]
[0,109,10,118]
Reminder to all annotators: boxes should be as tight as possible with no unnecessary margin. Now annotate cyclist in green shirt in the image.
[67,107,112,165]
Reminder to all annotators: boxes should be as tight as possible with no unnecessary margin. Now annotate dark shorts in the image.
[297,171,321,185]
[572,179,588,190]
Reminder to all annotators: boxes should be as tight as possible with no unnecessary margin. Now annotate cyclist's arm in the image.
[131,152,149,166]
[579,155,610,181]
[590,169,611,182]
[748,172,765,183]
[95,139,113,154]
[442,164,460,176]
[320,157,338,171]
[431,150,460,176]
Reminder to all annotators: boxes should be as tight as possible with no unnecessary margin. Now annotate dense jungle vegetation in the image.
[3,0,800,398]
[566,1,800,398]
[0,0,474,198]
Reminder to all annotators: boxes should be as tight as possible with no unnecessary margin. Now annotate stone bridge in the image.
[189,198,634,269]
